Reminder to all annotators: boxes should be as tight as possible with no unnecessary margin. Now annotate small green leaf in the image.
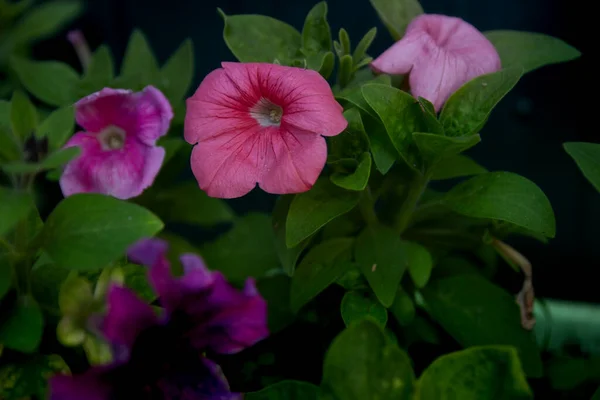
[413,132,481,164]
[341,290,388,327]
[339,28,351,56]
[440,68,523,137]
[564,142,600,193]
[369,0,423,40]
[418,346,532,399]
[353,27,377,66]
[122,264,156,303]
[0,296,44,353]
[0,187,32,236]
[10,91,37,140]
[31,260,70,312]
[290,238,354,312]
[78,45,114,95]
[485,30,580,74]
[161,39,194,103]
[430,154,488,181]
[322,319,415,400]
[0,354,70,399]
[41,194,164,270]
[338,54,354,88]
[331,152,372,191]
[10,0,82,45]
[0,100,21,161]
[389,287,415,326]
[35,106,75,149]
[329,108,370,162]
[272,195,311,276]
[286,179,360,248]
[443,171,556,238]
[301,2,331,54]
[355,224,408,307]
[421,274,543,377]
[1,147,80,174]
[246,380,321,399]
[403,241,433,288]
[10,57,79,106]
[119,30,160,89]
[256,275,295,334]
[219,9,302,64]
[58,273,93,314]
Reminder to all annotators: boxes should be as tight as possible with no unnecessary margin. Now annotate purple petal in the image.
[49,369,112,400]
[75,88,137,134]
[135,86,174,146]
[128,238,169,268]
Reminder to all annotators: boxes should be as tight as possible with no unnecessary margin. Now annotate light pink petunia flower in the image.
[60,86,173,200]
[371,14,501,111]
[184,62,348,199]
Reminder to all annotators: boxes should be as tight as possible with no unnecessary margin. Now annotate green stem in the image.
[358,186,378,225]
[394,171,432,235]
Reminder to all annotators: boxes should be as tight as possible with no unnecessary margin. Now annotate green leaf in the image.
[443,171,556,238]
[305,51,335,78]
[0,100,21,161]
[362,84,426,171]
[219,8,302,64]
[256,275,295,333]
[421,274,543,377]
[0,354,70,399]
[0,296,44,353]
[440,68,523,137]
[329,108,370,162]
[10,57,79,106]
[355,224,407,307]
[41,194,164,270]
[2,147,80,174]
[353,27,377,66]
[341,290,388,327]
[10,91,37,140]
[369,0,423,40]
[286,178,360,248]
[31,260,70,312]
[403,241,433,288]
[339,28,351,56]
[0,262,12,300]
[0,187,32,236]
[322,319,415,400]
[564,142,600,193]
[338,54,354,89]
[200,213,279,282]
[122,263,156,303]
[290,238,354,312]
[161,39,194,103]
[10,0,82,45]
[58,273,93,314]
[78,45,114,95]
[119,30,160,89]
[272,195,311,276]
[485,30,580,74]
[301,1,331,54]
[592,386,600,400]
[413,133,481,164]
[331,152,372,191]
[417,346,532,399]
[389,287,415,326]
[246,380,321,399]
[430,154,487,181]
[35,106,75,150]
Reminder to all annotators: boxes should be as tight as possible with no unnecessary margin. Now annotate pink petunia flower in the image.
[184,62,348,199]
[60,86,173,199]
[371,14,501,111]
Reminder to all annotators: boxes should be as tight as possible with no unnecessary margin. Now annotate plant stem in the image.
[394,171,432,235]
[358,186,378,225]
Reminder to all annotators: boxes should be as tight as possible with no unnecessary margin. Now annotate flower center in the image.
[98,125,126,151]
[250,98,283,127]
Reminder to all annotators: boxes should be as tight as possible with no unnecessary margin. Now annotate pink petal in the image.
[59,133,164,200]
[75,88,137,133]
[258,125,327,194]
[135,86,174,146]
[370,33,428,75]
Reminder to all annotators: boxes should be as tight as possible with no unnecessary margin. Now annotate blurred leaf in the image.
[246,380,321,399]
[369,0,423,40]
[0,187,32,236]
[341,290,388,327]
[10,91,37,140]
[119,29,160,89]
[403,241,433,288]
[1,147,80,174]
[301,2,331,54]
[564,142,600,193]
[161,39,194,103]
[31,259,70,312]
[328,108,370,162]
[0,100,21,161]
[0,262,11,301]
[272,195,311,276]
[430,154,487,181]
[256,275,295,334]
[413,132,480,164]
[10,0,82,45]
[389,288,415,326]
[77,45,114,95]
[122,263,156,303]
[0,295,44,353]
[331,152,372,191]
[0,354,69,399]
[58,273,93,315]
[35,106,75,150]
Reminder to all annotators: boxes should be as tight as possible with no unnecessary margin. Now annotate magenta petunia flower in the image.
[59,86,173,200]
[371,14,501,111]
[49,238,268,400]
[184,62,348,199]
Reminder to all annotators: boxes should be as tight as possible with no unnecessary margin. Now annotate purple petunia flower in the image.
[49,238,269,399]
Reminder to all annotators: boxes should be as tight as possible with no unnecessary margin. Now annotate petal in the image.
[75,88,137,133]
[258,126,327,194]
[189,125,263,199]
[127,238,169,268]
[49,370,113,400]
[134,86,174,146]
[59,133,164,200]
[370,32,428,75]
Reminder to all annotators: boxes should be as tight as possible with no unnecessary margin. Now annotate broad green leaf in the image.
[219,9,302,64]
[413,132,481,164]
[328,108,370,162]
[430,154,488,181]
[331,152,372,191]
[10,57,79,106]
[421,274,543,377]
[443,172,555,238]
[35,106,74,150]
[564,142,600,193]
[440,68,523,137]
[322,319,415,400]
[286,178,360,248]
[353,28,377,66]
[0,262,11,300]
[355,224,407,307]
[41,194,164,270]
[0,187,32,236]
[484,30,580,74]
[301,2,331,54]
[0,354,70,399]
[0,296,43,353]
[341,290,388,327]
[389,287,415,326]
[10,0,82,45]
[200,213,279,282]
[121,263,156,303]
[1,147,80,174]
[246,380,321,399]
[77,45,114,95]
[403,241,433,288]
[417,346,532,399]
[0,100,21,161]
[161,39,194,103]
[290,238,354,312]
[119,30,160,89]
[10,91,37,140]
[256,275,295,333]
[417,97,444,135]
[362,84,426,171]
[272,195,311,276]
[369,0,423,40]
